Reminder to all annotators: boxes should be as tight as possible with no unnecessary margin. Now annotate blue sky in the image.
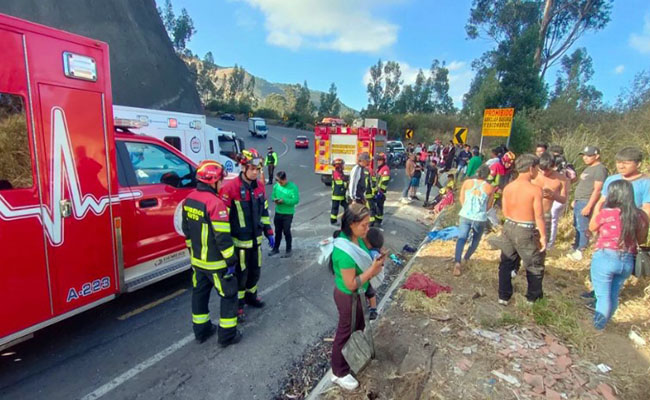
[163,0,650,111]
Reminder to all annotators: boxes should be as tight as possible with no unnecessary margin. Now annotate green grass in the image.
[524,296,592,351]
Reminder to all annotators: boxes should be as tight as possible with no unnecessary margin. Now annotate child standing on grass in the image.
[362,227,385,320]
[588,180,648,330]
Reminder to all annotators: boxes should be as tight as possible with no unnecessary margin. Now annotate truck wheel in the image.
[321,175,332,186]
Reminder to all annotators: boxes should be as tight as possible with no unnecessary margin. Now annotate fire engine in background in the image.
[113,105,243,177]
[314,117,387,185]
[0,13,201,349]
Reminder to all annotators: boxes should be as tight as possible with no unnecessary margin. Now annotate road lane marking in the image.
[269,134,289,157]
[81,261,318,400]
[117,289,187,321]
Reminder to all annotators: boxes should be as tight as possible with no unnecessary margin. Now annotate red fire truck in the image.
[314,118,387,185]
[0,14,200,349]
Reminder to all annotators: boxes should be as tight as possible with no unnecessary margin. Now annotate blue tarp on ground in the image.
[426,226,459,242]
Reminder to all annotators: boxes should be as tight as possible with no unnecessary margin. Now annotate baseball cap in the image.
[358,152,370,161]
[579,146,600,156]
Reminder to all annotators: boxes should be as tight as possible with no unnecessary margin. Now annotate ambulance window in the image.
[209,140,214,154]
[164,136,182,151]
[124,141,193,188]
[0,93,32,190]
[218,136,237,160]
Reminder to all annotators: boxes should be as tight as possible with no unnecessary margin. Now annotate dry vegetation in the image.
[0,109,32,188]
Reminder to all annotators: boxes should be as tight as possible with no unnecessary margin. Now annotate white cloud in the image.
[614,65,625,74]
[629,14,650,54]
[362,60,474,108]
[238,0,399,53]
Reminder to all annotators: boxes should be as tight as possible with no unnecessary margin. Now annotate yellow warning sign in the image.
[481,108,514,137]
[453,127,468,145]
[405,129,413,139]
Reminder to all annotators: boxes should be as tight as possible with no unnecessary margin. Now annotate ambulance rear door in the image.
[27,23,119,316]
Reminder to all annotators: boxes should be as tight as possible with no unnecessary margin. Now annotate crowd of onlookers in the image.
[398,138,650,333]
[434,140,650,333]
[328,137,650,391]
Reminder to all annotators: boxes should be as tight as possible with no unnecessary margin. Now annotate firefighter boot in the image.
[195,324,217,344]
[218,330,243,348]
[245,295,265,308]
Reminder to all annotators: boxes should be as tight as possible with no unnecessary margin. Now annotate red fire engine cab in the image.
[314,118,387,185]
[0,13,197,349]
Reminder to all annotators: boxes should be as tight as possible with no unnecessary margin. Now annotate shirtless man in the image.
[497,154,546,305]
[532,153,567,242]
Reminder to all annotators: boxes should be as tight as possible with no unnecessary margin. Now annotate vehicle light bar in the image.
[114,118,142,129]
[168,118,178,128]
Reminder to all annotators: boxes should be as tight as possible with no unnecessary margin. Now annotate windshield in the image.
[218,135,238,160]
[388,143,405,152]
[297,136,307,140]
[255,121,267,130]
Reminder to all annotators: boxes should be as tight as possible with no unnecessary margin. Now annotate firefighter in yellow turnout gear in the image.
[330,158,348,225]
[182,160,242,346]
[372,152,391,226]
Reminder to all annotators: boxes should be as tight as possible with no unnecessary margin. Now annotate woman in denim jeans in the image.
[588,180,648,329]
[454,165,495,276]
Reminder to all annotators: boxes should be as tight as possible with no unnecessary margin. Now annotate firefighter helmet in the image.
[196,160,227,184]
[332,158,345,170]
[376,152,386,162]
[238,148,264,167]
[502,151,516,168]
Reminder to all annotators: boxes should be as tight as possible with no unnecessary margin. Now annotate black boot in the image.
[218,330,243,348]
[245,296,265,308]
[195,324,217,344]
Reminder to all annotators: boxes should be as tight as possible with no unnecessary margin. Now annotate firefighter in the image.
[220,149,274,320]
[330,158,348,225]
[265,146,278,185]
[373,152,391,227]
[347,152,375,224]
[182,160,241,347]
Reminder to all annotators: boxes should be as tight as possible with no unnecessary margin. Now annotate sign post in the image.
[480,108,515,151]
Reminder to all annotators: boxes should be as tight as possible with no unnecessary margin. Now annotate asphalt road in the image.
[0,120,429,400]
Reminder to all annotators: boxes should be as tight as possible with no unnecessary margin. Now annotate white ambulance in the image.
[113,105,243,175]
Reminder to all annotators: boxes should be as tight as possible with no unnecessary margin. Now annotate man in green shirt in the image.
[269,171,299,257]
[465,148,483,178]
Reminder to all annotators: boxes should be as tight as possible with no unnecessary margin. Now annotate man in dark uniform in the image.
[265,146,278,185]
[182,160,242,347]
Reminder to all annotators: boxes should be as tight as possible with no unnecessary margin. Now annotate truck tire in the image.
[321,175,332,186]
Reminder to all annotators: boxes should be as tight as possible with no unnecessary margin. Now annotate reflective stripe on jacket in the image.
[182,183,236,270]
[220,174,273,248]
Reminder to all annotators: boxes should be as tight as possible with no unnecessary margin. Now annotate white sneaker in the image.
[510,270,517,279]
[567,249,583,261]
[498,299,509,306]
[331,374,359,391]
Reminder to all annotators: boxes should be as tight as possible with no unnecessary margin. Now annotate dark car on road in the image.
[295,135,309,149]
[220,113,236,121]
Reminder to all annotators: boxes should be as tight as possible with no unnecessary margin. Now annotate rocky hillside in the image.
[0,0,202,113]
[189,59,357,115]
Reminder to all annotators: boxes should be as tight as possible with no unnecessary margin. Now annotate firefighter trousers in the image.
[191,267,238,341]
[267,165,275,183]
[366,198,376,223]
[374,196,385,224]
[330,198,348,223]
[236,245,262,306]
